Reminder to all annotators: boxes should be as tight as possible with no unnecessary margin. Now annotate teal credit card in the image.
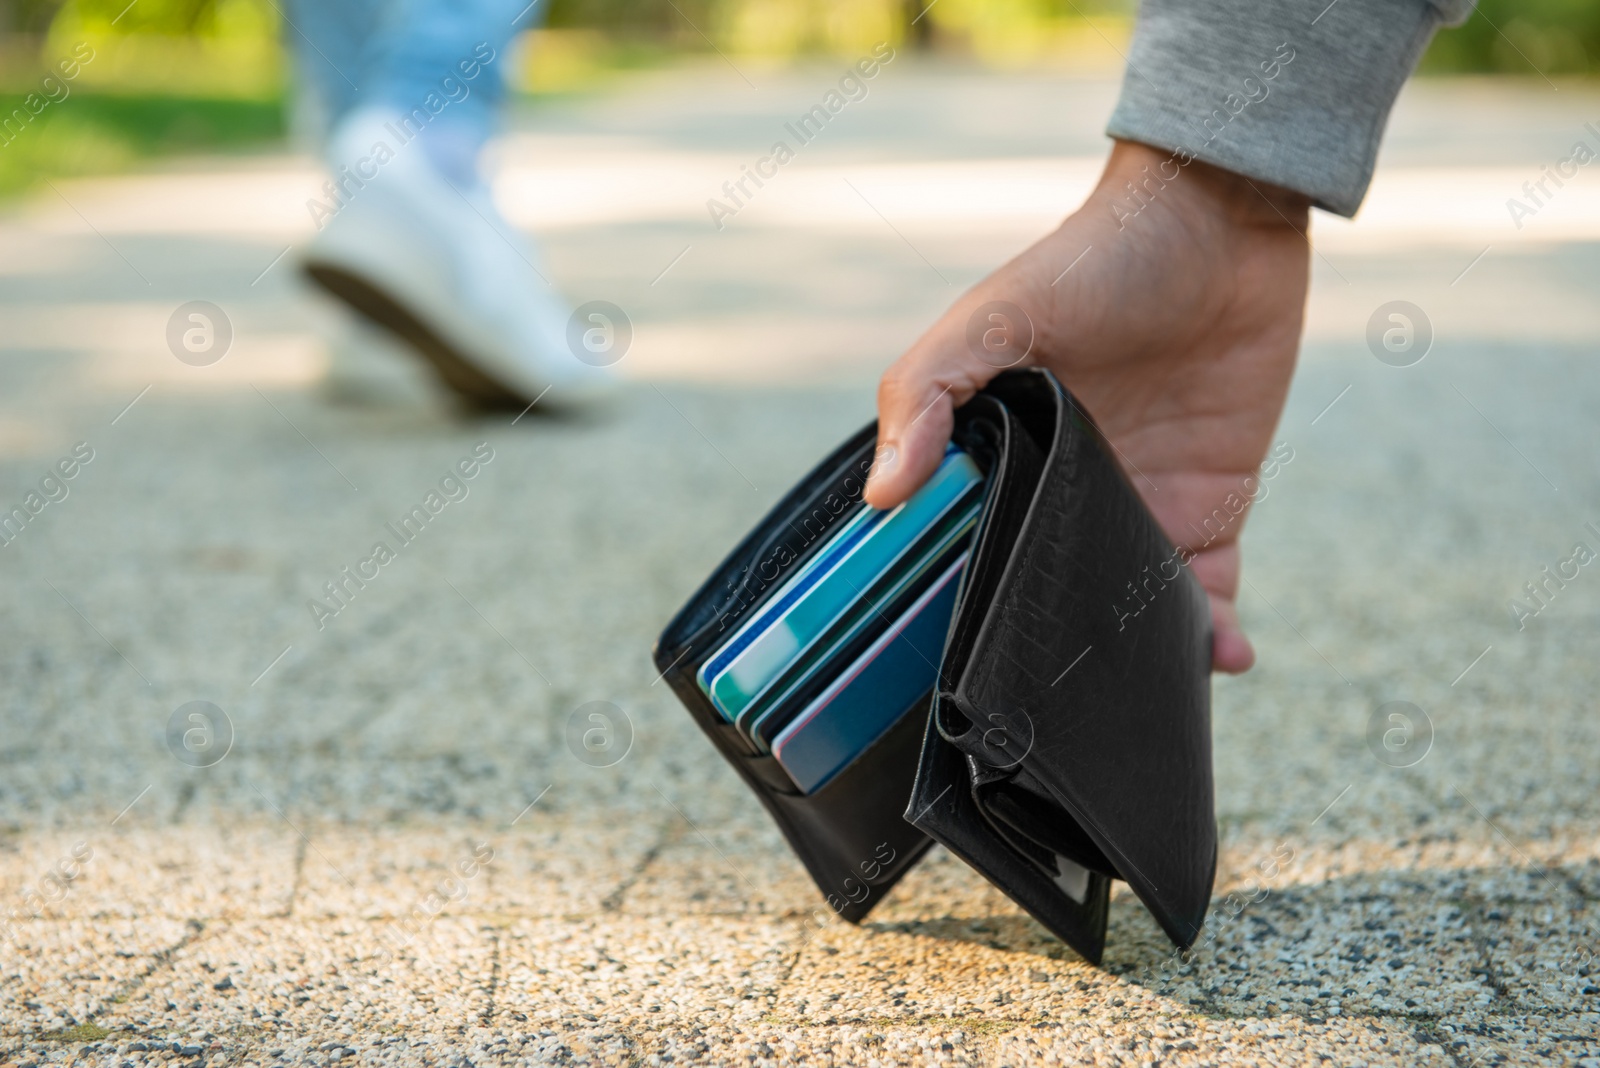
[739,491,981,752]
[697,446,983,723]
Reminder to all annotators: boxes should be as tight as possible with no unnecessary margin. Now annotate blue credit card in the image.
[742,498,980,752]
[696,504,880,712]
[770,551,968,794]
[698,446,982,723]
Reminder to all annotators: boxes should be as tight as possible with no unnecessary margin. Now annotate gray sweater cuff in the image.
[1106,0,1474,217]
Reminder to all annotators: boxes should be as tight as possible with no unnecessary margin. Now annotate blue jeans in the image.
[285,0,542,184]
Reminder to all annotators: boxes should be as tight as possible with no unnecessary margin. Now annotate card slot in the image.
[737,493,982,753]
[656,429,879,668]
[762,694,934,905]
[740,752,803,796]
[701,444,879,639]
[767,552,967,793]
[707,719,762,759]
[705,446,981,727]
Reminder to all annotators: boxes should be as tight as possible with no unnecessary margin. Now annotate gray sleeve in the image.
[1105,0,1476,216]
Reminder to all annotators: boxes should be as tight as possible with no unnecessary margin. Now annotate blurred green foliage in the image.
[0,91,283,194]
[6,0,263,35]
[0,0,1594,199]
[1421,0,1600,75]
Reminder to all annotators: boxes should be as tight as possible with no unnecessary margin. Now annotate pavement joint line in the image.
[1450,644,1493,687]
[649,778,762,898]
[1448,781,1577,909]
[251,784,359,890]
[598,820,678,913]
[97,918,208,1016]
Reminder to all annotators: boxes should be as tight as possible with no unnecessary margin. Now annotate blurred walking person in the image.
[286,0,614,410]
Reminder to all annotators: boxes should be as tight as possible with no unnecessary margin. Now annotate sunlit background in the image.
[0,0,1591,199]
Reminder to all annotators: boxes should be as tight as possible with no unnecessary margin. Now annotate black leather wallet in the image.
[653,369,1216,964]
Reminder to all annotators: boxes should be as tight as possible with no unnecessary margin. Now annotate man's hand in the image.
[863,140,1311,673]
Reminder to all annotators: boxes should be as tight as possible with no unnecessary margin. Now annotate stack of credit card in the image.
[696,445,985,794]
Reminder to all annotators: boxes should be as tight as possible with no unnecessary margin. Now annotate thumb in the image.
[865,296,1034,509]
[864,370,962,510]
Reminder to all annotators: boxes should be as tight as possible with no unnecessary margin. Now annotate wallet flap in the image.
[907,690,1114,963]
[912,369,1216,955]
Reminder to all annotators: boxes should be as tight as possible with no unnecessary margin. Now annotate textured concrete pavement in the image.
[1,62,1598,1065]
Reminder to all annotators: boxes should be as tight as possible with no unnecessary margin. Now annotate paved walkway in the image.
[0,62,1597,1066]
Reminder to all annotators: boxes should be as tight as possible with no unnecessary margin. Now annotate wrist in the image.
[1096,139,1311,234]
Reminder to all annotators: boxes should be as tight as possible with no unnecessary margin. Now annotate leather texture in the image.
[910,370,1216,963]
[654,424,933,923]
[655,369,1216,961]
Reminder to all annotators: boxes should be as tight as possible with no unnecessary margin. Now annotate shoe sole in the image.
[304,261,533,411]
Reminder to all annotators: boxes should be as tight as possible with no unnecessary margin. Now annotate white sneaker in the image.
[302,108,619,411]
